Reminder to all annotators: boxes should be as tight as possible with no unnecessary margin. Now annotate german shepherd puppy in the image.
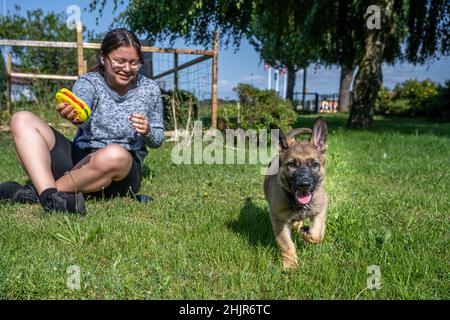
[264,117,328,269]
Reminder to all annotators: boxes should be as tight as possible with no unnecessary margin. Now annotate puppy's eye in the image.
[311,162,320,170]
[287,160,296,168]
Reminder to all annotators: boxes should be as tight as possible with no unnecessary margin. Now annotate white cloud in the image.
[242,74,265,83]
[219,79,233,89]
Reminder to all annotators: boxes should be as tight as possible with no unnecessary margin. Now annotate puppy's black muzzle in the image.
[289,166,318,193]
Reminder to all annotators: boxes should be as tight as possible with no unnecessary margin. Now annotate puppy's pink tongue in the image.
[295,191,312,205]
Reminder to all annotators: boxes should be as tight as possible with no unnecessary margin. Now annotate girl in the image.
[0,29,164,214]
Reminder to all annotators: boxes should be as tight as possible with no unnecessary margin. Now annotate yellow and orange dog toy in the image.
[55,88,92,122]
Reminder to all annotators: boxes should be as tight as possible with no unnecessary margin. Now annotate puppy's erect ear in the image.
[311,117,327,153]
[270,123,289,151]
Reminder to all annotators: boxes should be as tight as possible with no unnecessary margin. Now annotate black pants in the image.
[50,127,141,198]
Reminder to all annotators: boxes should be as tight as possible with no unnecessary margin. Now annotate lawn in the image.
[0,113,448,299]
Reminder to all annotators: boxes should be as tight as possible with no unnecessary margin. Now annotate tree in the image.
[251,31,315,102]
[0,6,101,95]
[348,0,449,128]
[90,0,450,128]
[248,3,319,102]
[314,0,407,114]
[90,0,254,48]
[348,0,395,128]
[316,1,367,113]
[89,0,324,102]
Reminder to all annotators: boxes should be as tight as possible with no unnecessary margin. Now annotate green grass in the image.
[0,113,448,299]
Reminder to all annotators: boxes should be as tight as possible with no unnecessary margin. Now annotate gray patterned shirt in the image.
[71,71,164,164]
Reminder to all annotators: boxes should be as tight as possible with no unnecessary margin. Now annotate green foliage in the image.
[217,102,239,130]
[90,0,254,48]
[394,79,439,114]
[374,87,390,115]
[375,79,447,118]
[2,8,73,77]
[248,2,324,100]
[89,0,449,69]
[426,80,450,119]
[227,83,296,132]
[313,1,369,68]
[161,89,199,130]
[405,0,450,63]
[52,216,103,247]
[388,99,411,116]
[0,7,101,99]
[376,87,405,115]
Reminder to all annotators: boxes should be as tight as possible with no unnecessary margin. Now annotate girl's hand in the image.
[129,113,149,135]
[56,103,83,125]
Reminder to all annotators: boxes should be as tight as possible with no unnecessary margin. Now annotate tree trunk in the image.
[286,65,296,102]
[338,66,353,113]
[302,68,307,110]
[347,0,394,129]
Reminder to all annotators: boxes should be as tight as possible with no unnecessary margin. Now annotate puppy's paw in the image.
[282,259,298,270]
[292,220,304,235]
[300,226,324,244]
[281,252,298,270]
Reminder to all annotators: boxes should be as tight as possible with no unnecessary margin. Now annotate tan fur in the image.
[264,120,328,270]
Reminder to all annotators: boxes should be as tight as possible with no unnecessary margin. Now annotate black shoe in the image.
[0,182,39,204]
[134,194,154,203]
[41,191,86,215]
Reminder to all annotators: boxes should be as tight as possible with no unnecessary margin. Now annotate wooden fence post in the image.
[211,31,219,129]
[174,52,179,91]
[76,21,85,75]
[6,53,12,114]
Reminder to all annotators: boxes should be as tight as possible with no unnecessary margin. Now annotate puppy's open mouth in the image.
[295,191,312,205]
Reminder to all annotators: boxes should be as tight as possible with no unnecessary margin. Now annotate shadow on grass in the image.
[141,163,155,179]
[227,197,277,249]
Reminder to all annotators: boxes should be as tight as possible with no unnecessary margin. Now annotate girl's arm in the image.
[143,85,164,148]
[71,77,96,128]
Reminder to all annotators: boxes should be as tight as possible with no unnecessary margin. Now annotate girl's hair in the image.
[90,28,143,74]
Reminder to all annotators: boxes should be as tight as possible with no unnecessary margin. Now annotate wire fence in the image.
[0,26,219,133]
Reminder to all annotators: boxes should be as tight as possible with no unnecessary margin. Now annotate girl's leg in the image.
[10,111,56,194]
[7,111,132,213]
[56,144,133,193]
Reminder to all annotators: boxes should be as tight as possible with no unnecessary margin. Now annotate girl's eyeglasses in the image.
[103,56,142,72]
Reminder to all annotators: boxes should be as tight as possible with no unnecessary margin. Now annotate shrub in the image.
[375,79,444,118]
[228,83,296,132]
[387,99,412,116]
[426,80,450,120]
[394,79,439,116]
[161,89,199,130]
[375,86,395,115]
[217,102,239,130]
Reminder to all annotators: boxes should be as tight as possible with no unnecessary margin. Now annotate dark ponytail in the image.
[90,28,143,75]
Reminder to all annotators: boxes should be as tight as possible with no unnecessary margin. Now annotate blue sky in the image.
[4,0,450,99]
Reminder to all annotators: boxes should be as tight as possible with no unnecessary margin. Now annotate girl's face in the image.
[102,45,142,88]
